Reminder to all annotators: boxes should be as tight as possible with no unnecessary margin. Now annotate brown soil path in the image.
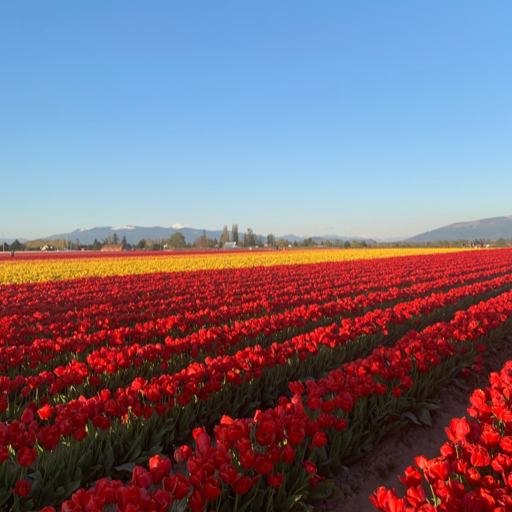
[316,335,512,512]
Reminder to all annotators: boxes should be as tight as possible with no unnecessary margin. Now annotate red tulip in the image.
[300,461,317,474]
[17,446,36,467]
[12,479,31,498]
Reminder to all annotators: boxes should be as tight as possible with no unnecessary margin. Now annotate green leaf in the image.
[237,499,258,512]
[416,408,432,426]
[19,498,35,511]
[102,444,115,472]
[113,462,136,473]
[65,479,82,497]
[0,489,11,507]
[423,403,440,411]
[239,400,261,418]
[277,493,304,512]
[328,486,343,500]
[403,411,421,425]
[307,480,335,502]
[218,498,234,512]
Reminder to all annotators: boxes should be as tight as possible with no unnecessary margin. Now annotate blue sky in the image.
[1,1,511,240]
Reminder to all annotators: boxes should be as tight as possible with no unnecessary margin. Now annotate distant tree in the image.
[220,226,230,246]
[267,234,276,246]
[92,239,102,251]
[122,235,127,245]
[496,237,507,248]
[102,235,112,245]
[301,237,315,247]
[2,241,9,251]
[343,241,351,248]
[10,240,22,251]
[75,238,80,250]
[151,242,162,251]
[276,238,289,248]
[112,233,120,245]
[137,239,147,250]
[325,239,332,247]
[168,232,187,249]
[251,235,262,247]
[292,241,298,247]
[231,224,239,244]
[193,230,216,249]
[244,228,256,247]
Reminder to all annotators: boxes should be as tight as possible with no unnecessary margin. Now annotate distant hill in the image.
[407,215,512,242]
[40,226,377,246]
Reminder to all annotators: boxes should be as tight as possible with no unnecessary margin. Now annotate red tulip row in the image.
[4,267,510,421]
[28,280,512,512]
[370,356,512,512]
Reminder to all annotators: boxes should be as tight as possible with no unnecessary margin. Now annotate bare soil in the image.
[316,335,512,512]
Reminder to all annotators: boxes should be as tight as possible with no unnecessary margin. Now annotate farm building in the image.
[101,244,132,251]
[222,242,241,249]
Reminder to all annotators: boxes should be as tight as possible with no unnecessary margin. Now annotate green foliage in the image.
[193,230,216,249]
[9,239,23,251]
[243,228,256,247]
[220,226,230,245]
[231,224,239,243]
[301,238,316,247]
[168,232,187,249]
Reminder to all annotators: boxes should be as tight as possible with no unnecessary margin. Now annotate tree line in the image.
[3,230,511,252]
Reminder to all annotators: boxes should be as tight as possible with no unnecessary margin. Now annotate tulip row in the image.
[7,264,506,409]
[2,275,512,511]
[0,247,456,284]
[370,356,512,512]
[29,279,512,512]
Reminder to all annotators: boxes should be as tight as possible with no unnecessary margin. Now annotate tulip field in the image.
[2,248,512,512]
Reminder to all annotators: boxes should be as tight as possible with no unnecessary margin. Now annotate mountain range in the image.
[7,214,512,246]
[406,215,512,242]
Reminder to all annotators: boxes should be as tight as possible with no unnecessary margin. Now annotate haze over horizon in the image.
[2,1,511,240]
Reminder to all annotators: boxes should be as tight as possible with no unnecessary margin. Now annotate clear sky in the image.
[1,1,511,240]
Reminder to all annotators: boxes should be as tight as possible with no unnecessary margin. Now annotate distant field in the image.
[0,247,458,284]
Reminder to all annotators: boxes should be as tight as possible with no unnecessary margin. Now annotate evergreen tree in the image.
[231,224,239,243]
[220,225,230,245]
